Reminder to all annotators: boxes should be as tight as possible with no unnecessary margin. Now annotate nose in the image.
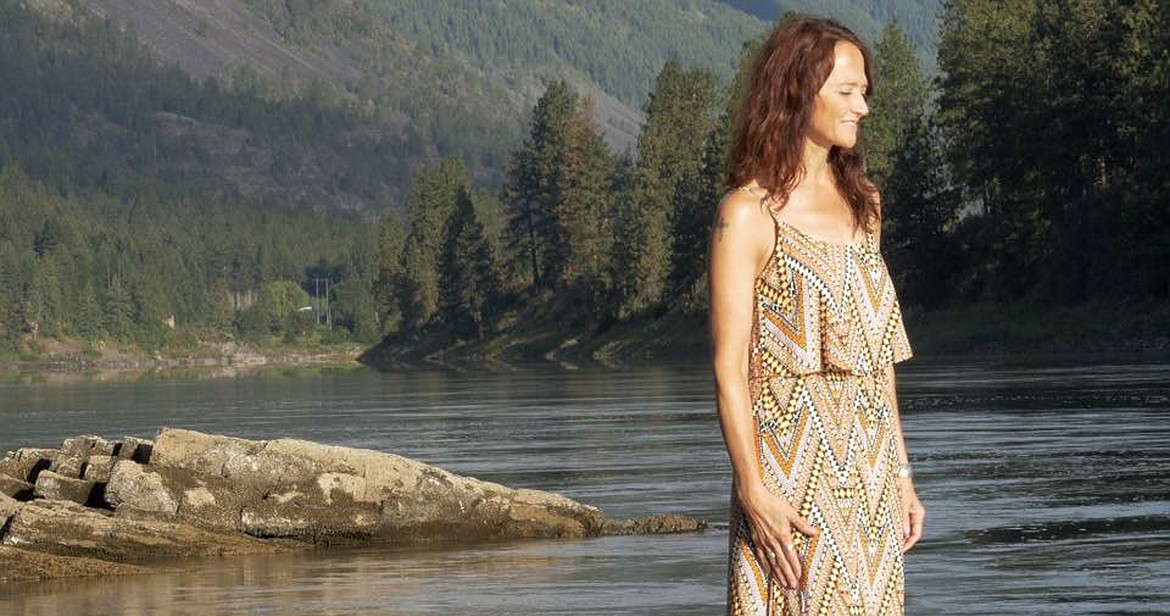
[856,93,869,117]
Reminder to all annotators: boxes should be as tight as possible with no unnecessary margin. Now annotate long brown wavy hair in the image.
[726,16,878,231]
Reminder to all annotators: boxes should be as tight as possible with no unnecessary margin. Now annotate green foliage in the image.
[369,0,764,107]
[238,280,312,338]
[0,161,373,349]
[864,20,930,191]
[0,0,417,217]
[440,188,503,338]
[373,210,407,335]
[504,82,580,292]
[331,277,380,343]
[399,157,471,328]
[937,0,1170,302]
[617,61,721,317]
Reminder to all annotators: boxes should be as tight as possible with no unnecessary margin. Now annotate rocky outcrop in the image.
[0,429,706,583]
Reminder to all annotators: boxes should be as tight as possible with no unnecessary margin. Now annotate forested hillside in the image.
[0,0,765,358]
[719,0,940,67]
[370,1,764,106]
[0,0,383,352]
[0,0,416,216]
[62,0,770,173]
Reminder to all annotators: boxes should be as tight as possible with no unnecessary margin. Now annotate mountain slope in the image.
[57,0,769,162]
[717,0,940,68]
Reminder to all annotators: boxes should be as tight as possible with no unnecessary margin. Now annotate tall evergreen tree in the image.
[616,60,719,318]
[883,118,959,309]
[374,210,406,334]
[865,20,931,192]
[399,156,469,329]
[503,81,576,293]
[550,96,618,293]
[440,186,500,338]
[671,38,759,314]
[938,0,1051,300]
[937,0,1166,302]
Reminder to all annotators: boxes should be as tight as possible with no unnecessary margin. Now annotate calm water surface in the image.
[0,357,1167,615]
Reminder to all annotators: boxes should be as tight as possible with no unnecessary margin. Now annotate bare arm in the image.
[886,365,925,552]
[709,192,817,589]
[873,193,925,552]
[709,193,767,501]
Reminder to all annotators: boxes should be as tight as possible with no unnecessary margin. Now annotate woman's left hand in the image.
[899,479,925,553]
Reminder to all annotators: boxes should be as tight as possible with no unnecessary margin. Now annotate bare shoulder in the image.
[711,188,773,267]
[715,187,771,231]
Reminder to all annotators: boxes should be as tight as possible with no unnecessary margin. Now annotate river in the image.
[0,357,1167,615]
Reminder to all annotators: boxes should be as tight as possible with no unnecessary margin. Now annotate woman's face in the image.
[808,41,870,150]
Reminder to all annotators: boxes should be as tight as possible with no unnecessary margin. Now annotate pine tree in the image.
[616,60,719,318]
[374,210,406,334]
[503,81,576,293]
[865,20,931,193]
[883,118,959,309]
[550,96,618,293]
[399,156,469,329]
[103,278,134,340]
[440,186,500,338]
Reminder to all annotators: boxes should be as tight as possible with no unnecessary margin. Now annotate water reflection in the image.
[6,535,728,615]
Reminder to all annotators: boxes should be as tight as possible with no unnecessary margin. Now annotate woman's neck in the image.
[800,140,834,185]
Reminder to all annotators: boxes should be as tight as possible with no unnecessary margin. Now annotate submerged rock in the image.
[0,429,708,583]
[0,545,153,583]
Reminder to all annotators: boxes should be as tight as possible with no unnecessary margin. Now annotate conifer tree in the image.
[504,81,576,293]
[883,118,958,309]
[865,20,931,192]
[440,186,500,338]
[616,60,719,318]
[550,96,618,293]
[374,210,406,334]
[399,156,469,329]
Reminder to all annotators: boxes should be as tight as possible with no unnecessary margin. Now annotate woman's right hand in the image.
[739,483,819,589]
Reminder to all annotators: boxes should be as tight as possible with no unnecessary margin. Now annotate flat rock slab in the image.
[0,546,154,583]
[2,499,287,562]
[0,428,709,586]
[123,428,609,542]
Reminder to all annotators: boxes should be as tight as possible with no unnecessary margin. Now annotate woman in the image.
[709,17,925,615]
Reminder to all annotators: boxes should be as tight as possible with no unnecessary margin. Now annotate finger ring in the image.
[767,551,776,560]
[782,543,796,553]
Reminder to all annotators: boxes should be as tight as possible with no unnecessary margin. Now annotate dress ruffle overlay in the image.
[727,216,913,616]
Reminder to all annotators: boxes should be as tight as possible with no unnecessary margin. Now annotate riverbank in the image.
[361,300,1170,370]
[0,337,365,381]
[6,301,1167,378]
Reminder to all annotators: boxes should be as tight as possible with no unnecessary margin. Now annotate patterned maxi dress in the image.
[726,214,913,616]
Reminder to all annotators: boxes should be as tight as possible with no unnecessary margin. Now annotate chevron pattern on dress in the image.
[729,216,912,616]
[749,220,911,382]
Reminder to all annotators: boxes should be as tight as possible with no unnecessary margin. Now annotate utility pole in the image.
[325,278,332,331]
[312,277,332,329]
[313,278,320,325]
